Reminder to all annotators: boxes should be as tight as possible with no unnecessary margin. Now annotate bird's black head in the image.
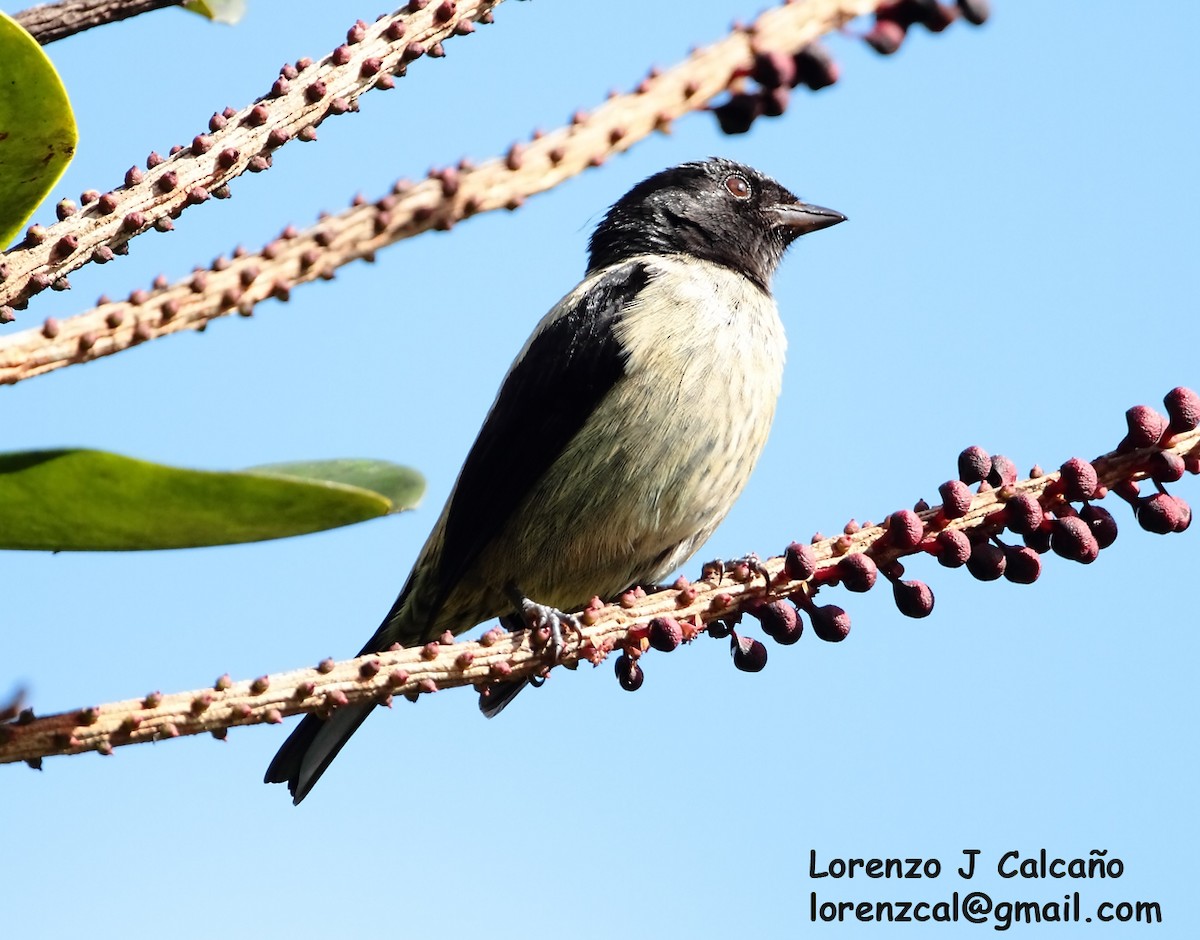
[586,157,845,293]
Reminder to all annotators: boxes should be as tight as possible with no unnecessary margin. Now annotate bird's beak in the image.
[770,201,847,236]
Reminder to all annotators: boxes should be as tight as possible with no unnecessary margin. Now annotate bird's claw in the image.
[703,552,771,586]
[519,598,582,661]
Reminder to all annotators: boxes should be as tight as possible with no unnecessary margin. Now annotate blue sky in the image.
[2,2,1197,937]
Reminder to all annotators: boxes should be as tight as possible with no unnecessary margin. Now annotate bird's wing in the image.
[375,259,653,642]
[265,260,654,801]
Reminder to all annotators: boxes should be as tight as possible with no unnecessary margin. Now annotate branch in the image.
[12,0,182,45]
[0,0,885,384]
[4,401,1196,767]
[0,0,504,313]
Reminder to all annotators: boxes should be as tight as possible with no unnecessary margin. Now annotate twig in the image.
[12,0,183,45]
[3,425,1196,766]
[0,0,504,313]
[0,0,881,384]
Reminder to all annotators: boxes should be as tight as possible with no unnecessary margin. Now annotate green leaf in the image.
[181,0,247,25]
[0,13,78,249]
[0,449,424,551]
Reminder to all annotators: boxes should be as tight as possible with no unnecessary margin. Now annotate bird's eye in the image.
[724,174,752,199]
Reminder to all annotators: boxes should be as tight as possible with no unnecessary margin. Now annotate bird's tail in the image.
[478,678,530,718]
[263,702,375,804]
[265,587,417,804]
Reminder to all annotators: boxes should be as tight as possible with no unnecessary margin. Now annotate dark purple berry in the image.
[1078,504,1118,549]
[957,0,990,25]
[934,529,971,568]
[1002,545,1042,584]
[918,2,958,32]
[759,86,789,118]
[1050,516,1100,563]
[751,601,800,644]
[887,509,925,549]
[614,654,644,691]
[1135,493,1189,534]
[838,553,877,592]
[1058,457,1098,501]
[939,479,973,519]
[1164,386,1200,434]
[892,579,934,618]
[792,43,838,90]
[731,634,768,672]
[1120,405,1169,451]
[1003,491,1044,535]
[957,445,991,485]
[713,94,761,135]
[966,541,1006,580]
[1175,498,1192,532]
[864,19,905,55]
[988,454,1018,487]
[751,51,796,90]
[772,609,803,646]
[647,617,683,652]
[1022,527,1053,554]
[784,541,817,580]
[1148,451,1186,483]
[810,604,851,642]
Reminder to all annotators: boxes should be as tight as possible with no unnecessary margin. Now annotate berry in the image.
[1135,493,1190,534]
[1050,516,1100,563]
[864,19,906,55]
[784,541,817,580]
[966,541,1006,580]
[751,51,796,89]
[892,579,934,618]
[1148,451,1186,483]
[713,94,761,135]
[810,604,851,642]
[887,509,925,549]
[731,634,768,672]
[1003,492,1044,535]
[1078,504,1118,549]
[957,445,991,485]
[1002,545,1042,584]
[934,529,971,568]
[838,553,877,592]
[647,617,683,652]
[1164,386,1200,434]
[957,0,990,25]
[1022,528,1053,554]
[759,86,790,118]
[939,479,973,519]
[752,601,801,644]
[1120,405,1168,451]
[614,654,644,691]
[988,454,1018,487]
[1058,457,1098,501]
[792,43,838,90]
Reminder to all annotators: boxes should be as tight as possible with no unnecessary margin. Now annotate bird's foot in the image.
[515,596,583,661]
[702,552,771,586]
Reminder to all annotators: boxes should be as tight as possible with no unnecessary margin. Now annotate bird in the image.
[265,156,845,803]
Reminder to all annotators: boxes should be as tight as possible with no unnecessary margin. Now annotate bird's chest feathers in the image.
[615,260,786,443]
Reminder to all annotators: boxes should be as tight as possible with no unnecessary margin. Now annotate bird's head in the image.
[587,157,845,292]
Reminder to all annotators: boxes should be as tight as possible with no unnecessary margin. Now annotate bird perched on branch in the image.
[265,157,845,803]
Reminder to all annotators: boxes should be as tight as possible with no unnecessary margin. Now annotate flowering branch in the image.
[13,0,182,45]
[0,0,503,314]
[4,392,1196,768]
[0,0,886,384]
